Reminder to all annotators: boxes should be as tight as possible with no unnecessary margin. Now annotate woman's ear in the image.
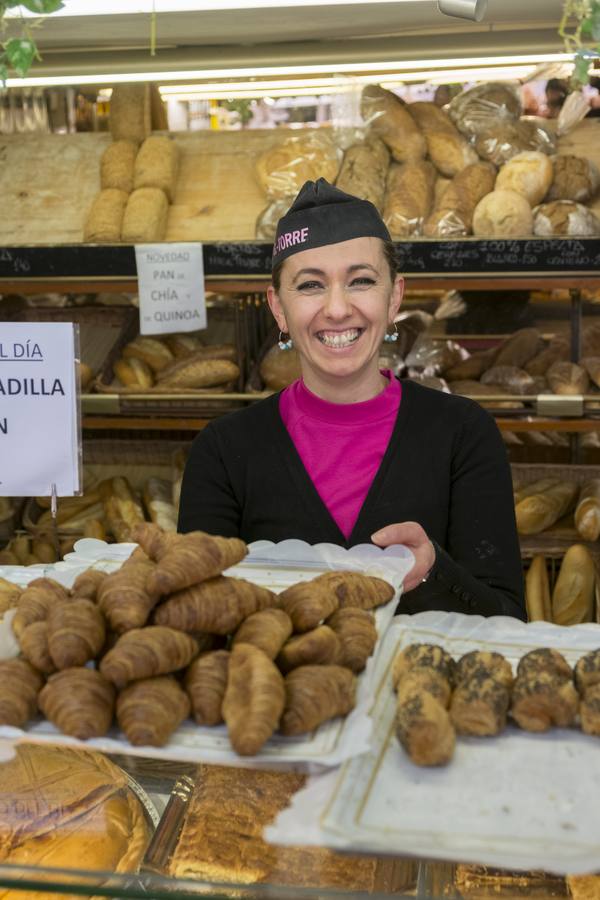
[266,285,288,333]
[389,275,404,322]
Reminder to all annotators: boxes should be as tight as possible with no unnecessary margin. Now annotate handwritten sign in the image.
[0,323,80,497]
[135,243,207,335]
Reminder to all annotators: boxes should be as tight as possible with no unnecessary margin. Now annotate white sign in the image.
[135,243,207,336]
[0,323,81,497]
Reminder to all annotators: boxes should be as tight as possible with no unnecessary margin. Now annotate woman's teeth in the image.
[317,329,362,348]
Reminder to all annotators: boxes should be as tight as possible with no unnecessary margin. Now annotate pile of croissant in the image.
[0,523,394,755]
[393,643,600,767]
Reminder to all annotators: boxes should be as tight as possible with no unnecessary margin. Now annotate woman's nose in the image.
[322,283,353,319]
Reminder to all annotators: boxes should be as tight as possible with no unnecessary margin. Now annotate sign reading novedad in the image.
[135,243,207,336]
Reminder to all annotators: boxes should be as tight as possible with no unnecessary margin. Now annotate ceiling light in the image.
[438,0,488,22]
[6,0,434,15]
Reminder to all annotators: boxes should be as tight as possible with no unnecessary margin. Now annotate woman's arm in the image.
[177,424,242,537]
[373,403,526,620]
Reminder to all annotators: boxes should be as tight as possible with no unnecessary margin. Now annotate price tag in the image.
[0,323,81,497]
[135,243,207,336]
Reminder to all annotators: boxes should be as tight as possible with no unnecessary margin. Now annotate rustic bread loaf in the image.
[495,151,553,206]
[546,155,600,203]
[335,136,389,211]
[360,84,426,164]
[423,161,496,236]
[472,189,533,237]
[383,160,436,237]
[533,200,600,236]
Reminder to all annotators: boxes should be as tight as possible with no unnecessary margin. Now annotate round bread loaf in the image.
[495,151,554,206]
[547,155,600,203]
[472,189,533,237]
[533,200,600,236]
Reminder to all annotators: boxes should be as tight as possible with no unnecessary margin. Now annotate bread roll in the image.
[472,189,533,237]
[546,361,589,395]
[525,555,552,622]
[100,140,138,193]
[121,187,169,242]
[533,200,600,236]
[495,152,553,206]
[133,135,179,202]
[575,480,600,542]
[109,83,151,144]
[335,136,389,212]
[425,131,478,178]
[123,336,174,372]
[515,480,578,535]
[360,84,426,164]
[423,162,496,237]
[114,356,154,388]
[551,544,595,626]
[547,155,600,203]
[383,161,436,237]
[83,189,128,242]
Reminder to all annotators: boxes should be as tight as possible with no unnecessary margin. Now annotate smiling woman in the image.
[178,178,525,621]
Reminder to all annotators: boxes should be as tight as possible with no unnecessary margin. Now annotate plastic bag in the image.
[481,365,536,395]
[406,372,450,393]
[255,198,292,240]
[557,90,591,137]
[255,132,342,200]
[435,290,467,320]
[474,118,555,167]
[405,335,466,375]
[448,82,522,138]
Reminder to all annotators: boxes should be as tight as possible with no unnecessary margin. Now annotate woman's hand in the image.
[371,522,436,592]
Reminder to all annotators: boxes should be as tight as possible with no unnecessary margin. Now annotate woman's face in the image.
[267,237,403,392]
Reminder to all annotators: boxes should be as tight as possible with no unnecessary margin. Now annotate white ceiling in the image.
[23,0,566,79]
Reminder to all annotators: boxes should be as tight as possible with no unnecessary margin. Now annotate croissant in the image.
[19,621,56,674]
[131,521,178,561]
[47,598,106,669]
[315,571,395,610]
[326,608,377,672]
[99,626,198,688]
[185,650,229,725]
[278,581,339,633]
[71,568,108,602]
[154,576,277,634]
[222,643,285,755]
[12,577,69,638]
[97,558,159,633]
[232,608,292,659]
[117,675,190,746]
[277,626,340,674]
[0,658,44,726]
[280,665,356,736]
[39,667,115,739]
[0,577,21,613]
[146,531,247,596]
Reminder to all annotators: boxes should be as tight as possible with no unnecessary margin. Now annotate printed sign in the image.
[0,323,81,496]
[135,243,207,335]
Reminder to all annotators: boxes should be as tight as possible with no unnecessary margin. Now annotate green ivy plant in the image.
[559,0,600,86]
[0,0,64,84]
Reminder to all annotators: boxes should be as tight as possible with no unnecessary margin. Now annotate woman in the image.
[179,178,525,620]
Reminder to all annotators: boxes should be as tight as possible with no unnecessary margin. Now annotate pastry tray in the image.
[0,539,414,772]
[267,611,600,875]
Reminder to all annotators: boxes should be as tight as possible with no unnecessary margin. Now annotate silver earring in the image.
[384,322,398,343]
[278,331,293,351]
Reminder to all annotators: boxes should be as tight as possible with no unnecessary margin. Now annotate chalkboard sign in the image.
[0,238,599,281]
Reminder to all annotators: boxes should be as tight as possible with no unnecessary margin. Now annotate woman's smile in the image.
[316,327,364,349]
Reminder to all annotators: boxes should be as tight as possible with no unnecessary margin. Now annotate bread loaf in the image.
[114,356,154,388]
[133,135,179,202]
[335,136,389,211]
[533,200,600,236]
[546,155,600,203]
[575,479,600,542]
[494,328,544,369]
[109,83,151,144]
[513,477,561,505]
[407,101,456,135]
[143,477,178,532]
[100,477,146,542]
[474,119,555,167]
[525,555,552,622]
[360,84,426,164]
[472,189,533,237]
[524,338,569,376]
[423,162,496,237]
[121,187,169,242]
[425,131,478,178]
[259,344,301,391]
[515,481,578,535]
[100,140,138,193]
[444,347,497,381]
[83,189,128,242]
[255,133,340,199]
[480,365,535,395]
[123,336,174,373]
[546,361,589,395]
[496,152,553,206]
[157,354,240,389]
[582,356,600,389]
[448,82,521,137]
[383,161,436,237]
[551,544,595,626]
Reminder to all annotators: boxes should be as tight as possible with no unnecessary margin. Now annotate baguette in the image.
[99,477,145,542]
[36,490,102,528]
[143,478,178,532]
[513,477,561,505]
[525,556,552,622]
[114,357,154,389]
[122,336,174,373]
[156,355,240,389]
[515,481,578,535]
[575,480,600,542]
[551,544,595,626]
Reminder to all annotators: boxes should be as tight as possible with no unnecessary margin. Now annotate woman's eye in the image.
[297,280,323,290]
[350,277,376,286]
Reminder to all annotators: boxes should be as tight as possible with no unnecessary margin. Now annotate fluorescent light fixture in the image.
[3,53,573,88]
[7,0,433,14]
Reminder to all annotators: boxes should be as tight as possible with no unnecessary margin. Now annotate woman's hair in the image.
[271,239,399,291]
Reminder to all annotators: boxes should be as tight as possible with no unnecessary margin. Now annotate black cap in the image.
[272,177,391,267]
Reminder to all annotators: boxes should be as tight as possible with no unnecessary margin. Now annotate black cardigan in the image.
[178,380,525,620]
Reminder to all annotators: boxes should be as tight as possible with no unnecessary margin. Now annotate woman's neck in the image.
[300,366,388,404]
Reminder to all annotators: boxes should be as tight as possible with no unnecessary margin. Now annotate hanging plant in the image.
[559,0,600,86]
[0,0,64,84]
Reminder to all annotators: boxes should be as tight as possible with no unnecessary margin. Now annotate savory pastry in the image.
[147,531,248,595]
[450,670,510,736]
[97,557,160,633]
[326,607,377,672]
[154,576,277,634]
[71,568,108,603]
[280,664,356,736]
[395,691,455,766]
[117,675,191,746]
[0,658,44,727]
[222,643,286,755]
[579,683,600,736]
[277,625,341,674]
[232,608,293,659]
[39,668,116,739]
[574,649,600,695]
[392,643,455,689]
[510,672,579,731]
[99,626,198,689]
[19,621,55,674]
[315,571,395,610]
[395,667,452,707]
[47,598,106,669]
[185,650,230,726]
[516,648,573,682]
[454,650,513,689]
[12,577,69,638]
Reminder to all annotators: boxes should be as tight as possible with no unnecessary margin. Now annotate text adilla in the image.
[0,378,65,396]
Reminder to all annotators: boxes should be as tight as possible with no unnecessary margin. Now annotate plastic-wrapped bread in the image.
[143,477,178,532]
[495,151,554,206]
[575,480,600,542]
[407,101,455,135]
[423,162,496,237]
[525,555,552,622]
[546,361,589,396]
[515,480,578,535]
[448,82,522,137]
[335,136,389,212]
[360,84,426,164]
[121,188,169,242]
[425,131,478,178]
[255,132,340,199]
[133,135,179,203]
[100,140,138,193]
[383,161,436,237]
[533,201,600,237]
[474,119,555,167]
[551,544,595,626]
[83,189,128,242]
[109,83,151,144]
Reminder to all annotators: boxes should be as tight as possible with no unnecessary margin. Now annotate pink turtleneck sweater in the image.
[279,372,401,539]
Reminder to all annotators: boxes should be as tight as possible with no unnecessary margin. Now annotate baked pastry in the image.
[12,577,69,638]
[395,667,452,707]
[121,187,169,242]
[454,650,513,689]
[326,607,377,672]
[580,683,600,736]
[533,200,600,236]
[100,139,138,193]
[574,649,600,695]
[222,643,286,755]
[280,664,356,736]
[39,667,116,739]
[133,134,179,202]
[146,531,247,595]
[19,621,55,674]
[71,568,108,603]
[0,658,44,726]
[360,84,426,163]
[155,576,277,634]
[97,556,160,633]
[450,670,510,736]
[83,188,128,242]
[510,672,579,731]
[232,608,293,659]
[185,650,230,725]
[517,648,573,681]
[47,598,106,669]
[277,625,341,674]
[100,625,198,688]
[472,189,533,237]
[392,643,455,688]
[132,521,178,560]
[281,572,393,632]
[117,675,191,746]
[383,161,436,237]
[395,691,455,766]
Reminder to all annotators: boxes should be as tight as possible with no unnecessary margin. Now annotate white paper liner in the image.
[267,611,600,875]
[0,540,414,771]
